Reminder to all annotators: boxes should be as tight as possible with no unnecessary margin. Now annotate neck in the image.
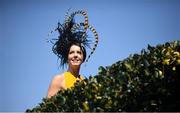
[67,66,80,77]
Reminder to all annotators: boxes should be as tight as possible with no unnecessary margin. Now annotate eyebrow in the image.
[69,50,82,52]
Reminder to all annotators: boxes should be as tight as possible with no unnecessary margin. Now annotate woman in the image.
[47,10,99,98]
[47,43,86,98]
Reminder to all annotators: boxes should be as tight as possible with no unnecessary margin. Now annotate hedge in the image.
[26,40,180,112]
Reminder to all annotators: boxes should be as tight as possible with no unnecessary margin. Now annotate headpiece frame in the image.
[49,9,99,67]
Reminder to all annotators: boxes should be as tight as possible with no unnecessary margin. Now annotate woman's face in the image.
[68,44,84,67]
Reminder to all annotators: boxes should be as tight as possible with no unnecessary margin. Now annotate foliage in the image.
[26,40,180,112]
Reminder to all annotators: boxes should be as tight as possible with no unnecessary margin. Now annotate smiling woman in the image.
[47,44,86,98]
[47,10,99,98]
[47,44,85,98]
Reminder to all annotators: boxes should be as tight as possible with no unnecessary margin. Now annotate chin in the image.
[71,63,81,66]
[69,62,80,66]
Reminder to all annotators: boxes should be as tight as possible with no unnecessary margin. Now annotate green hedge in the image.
[27,40,180,112]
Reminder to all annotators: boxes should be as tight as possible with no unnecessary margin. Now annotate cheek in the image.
[80,54,84,60]
[69,53,74,58]
[68,54,72,61]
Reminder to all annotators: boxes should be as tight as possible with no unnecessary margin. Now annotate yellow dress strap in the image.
[64,71,84,89]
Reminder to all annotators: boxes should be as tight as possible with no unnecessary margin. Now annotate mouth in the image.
[71,59,80,63]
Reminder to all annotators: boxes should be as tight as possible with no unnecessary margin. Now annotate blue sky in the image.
[0,0,180,112]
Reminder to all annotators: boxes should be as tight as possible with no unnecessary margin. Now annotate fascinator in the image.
[49,10,99,67]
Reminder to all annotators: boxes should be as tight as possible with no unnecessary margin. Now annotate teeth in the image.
[72,59,79,62]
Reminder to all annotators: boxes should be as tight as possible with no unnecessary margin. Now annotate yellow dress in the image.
[64,71,84,89]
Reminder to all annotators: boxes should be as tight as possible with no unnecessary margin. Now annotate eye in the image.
[77,51,82,54]
[69,51,74,54]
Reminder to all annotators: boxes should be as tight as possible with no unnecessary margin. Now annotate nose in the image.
[73,52,78,58]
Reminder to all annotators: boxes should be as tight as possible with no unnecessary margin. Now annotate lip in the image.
[71,59,80,63]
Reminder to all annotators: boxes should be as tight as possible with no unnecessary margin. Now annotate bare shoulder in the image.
[51,73,64,87]
[47,73,65,98]
[53,73,64,80]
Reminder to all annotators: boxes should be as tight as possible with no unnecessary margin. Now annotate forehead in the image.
[69,44,82,51]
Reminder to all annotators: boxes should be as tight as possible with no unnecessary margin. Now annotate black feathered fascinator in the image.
[49,10,99,67]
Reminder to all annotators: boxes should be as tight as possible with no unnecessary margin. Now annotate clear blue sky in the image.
[0,0,179,112]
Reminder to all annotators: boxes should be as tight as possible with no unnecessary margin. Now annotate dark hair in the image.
[52,26,88,67]
[51,10,98,68]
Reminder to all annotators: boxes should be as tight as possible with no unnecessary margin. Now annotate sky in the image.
[0,0,180,112]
